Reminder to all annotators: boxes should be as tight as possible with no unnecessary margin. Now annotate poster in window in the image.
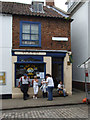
[39,72,44,79]
[0,72,6,85]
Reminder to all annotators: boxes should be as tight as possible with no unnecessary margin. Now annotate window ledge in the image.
[19,44,41,47]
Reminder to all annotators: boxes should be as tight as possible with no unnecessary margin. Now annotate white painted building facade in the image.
[67,1,90,90]
[0,14,12,98]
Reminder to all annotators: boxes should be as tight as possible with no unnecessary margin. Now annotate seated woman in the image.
[57,81,66,97]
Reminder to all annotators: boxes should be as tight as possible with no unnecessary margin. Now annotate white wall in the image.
[0,14,12,94]
[71,2,88,82]
[88,2,90,57]
[64,53,72,95]
[44,57,52,75]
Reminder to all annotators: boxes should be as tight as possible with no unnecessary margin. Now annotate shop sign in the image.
[15,52,46,55]
[0,72,6,85]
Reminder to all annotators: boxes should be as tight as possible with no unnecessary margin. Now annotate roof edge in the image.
[67,2,84,16]
[53,6,70,15]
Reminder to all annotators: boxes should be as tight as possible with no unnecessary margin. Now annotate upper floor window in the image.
[20,21,41,47]
[32,1,44,13]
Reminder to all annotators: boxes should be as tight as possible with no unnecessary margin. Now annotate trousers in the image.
[21,84,29,100]
[47,87,54,101]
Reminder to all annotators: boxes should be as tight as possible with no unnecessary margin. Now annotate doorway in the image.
[52,57,63,88]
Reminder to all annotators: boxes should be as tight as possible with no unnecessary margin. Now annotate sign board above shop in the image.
[12,49,67,58]
[14,52,46,55]
[52,37,68,41]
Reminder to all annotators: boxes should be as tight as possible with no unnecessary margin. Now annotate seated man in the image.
[57,81,66,97]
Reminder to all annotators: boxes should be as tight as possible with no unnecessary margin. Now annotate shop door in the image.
[52,58,63,88]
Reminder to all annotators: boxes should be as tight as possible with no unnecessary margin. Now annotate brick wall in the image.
[12,15,71,51]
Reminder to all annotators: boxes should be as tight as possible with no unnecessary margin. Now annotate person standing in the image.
[32,76,38,99]
[41,79,47,98]
[45,74,54,101]
[18,74,30,100]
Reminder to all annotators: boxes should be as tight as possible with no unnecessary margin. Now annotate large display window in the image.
[15,63,45,87]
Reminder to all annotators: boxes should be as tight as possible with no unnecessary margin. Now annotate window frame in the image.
[20,21,41,47]
[33,3,43,12]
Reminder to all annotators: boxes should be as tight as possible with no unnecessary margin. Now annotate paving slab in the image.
[0,90,86,110]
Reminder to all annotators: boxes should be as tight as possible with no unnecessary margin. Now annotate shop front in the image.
[12,50,72,98]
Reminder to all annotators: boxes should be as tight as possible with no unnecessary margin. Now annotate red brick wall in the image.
[12,15,71,51]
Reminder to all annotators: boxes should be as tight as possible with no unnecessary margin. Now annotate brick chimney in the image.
[46,0,54,6]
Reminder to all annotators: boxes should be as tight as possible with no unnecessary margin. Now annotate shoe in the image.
[27,94,29,98]
[47,99,53,101]
[35,97,37,99]
[33,96,35,99]
[24,98,27,100]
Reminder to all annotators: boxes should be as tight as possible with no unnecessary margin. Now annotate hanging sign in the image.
[85,70,88,77]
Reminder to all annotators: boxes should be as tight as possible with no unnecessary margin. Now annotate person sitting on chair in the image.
[57,81,66,97]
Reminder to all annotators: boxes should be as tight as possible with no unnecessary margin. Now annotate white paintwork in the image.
[64,53,72,95]
[88,2,90,57]
[52,37,68,41]
[71,2,89,82]
[43,57,52,75]
[0,14,12,94]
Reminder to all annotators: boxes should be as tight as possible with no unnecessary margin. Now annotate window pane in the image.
[22,41,29,45]
[22,40,39,45]
[39,4,43,11]
[31,24,39,34]
[31,35,39,40]
[33,4,38,12]
[22,24,30,33]
[22,34,30,40]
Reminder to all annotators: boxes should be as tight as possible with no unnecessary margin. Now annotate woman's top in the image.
[33,79,38,88]
[58,84,64,89]
[46,77,54,87]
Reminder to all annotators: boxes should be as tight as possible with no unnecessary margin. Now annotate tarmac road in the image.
[0,104,88,119]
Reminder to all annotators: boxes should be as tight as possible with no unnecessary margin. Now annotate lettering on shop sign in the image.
[15,52,46,55]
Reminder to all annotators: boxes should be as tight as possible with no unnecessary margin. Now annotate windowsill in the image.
[19,44,41,47]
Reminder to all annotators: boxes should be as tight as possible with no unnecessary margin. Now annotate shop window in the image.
[15,63,45,87]
[20,21,41,47]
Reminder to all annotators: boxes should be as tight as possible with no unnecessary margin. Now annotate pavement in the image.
[0,89,86,110]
